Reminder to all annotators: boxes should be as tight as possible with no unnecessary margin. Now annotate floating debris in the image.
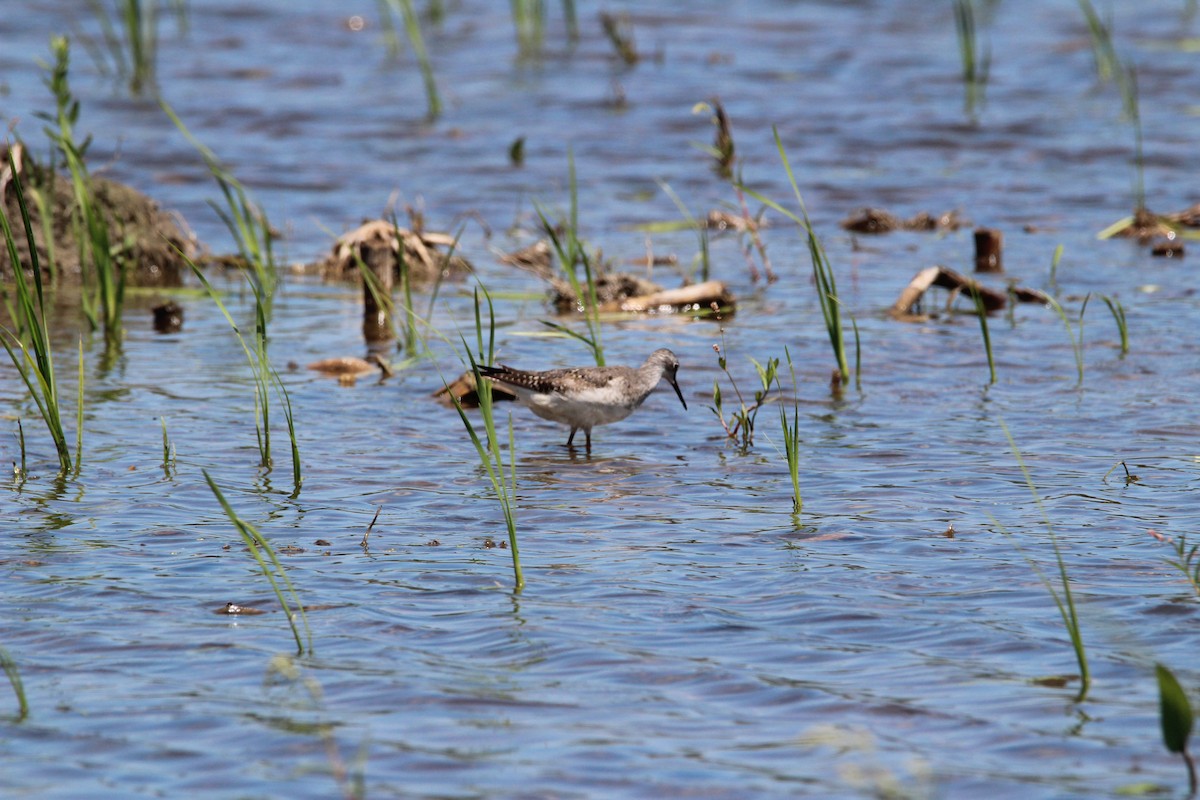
[313,218,471,282]
[890,265,1048,321]
[1151,239,1184,258]
[840,207,967,234]
[216,602,266,615]
[598,279,735,316]
[307,354,392,385]
[550,271,662,314]
[152,301,184,333]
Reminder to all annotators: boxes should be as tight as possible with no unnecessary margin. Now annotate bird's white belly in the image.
[525,390,636,428]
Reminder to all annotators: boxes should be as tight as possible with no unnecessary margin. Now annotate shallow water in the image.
[3,1,1200,798]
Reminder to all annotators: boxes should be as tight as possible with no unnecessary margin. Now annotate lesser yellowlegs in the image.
[477,348,687,451]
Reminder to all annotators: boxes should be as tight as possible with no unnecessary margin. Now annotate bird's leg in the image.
[566,427,578,448]
[584,428,592,453]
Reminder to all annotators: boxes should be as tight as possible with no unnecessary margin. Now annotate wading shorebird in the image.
[477,348,687,451]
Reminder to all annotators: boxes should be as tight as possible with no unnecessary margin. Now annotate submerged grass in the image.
[447,287,523,591]
[997,421,1090,703]
[204,471,312,656]
[0,645,28,721]
[0,151,75,475]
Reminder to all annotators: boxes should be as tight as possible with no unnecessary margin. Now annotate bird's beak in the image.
[670,377,687,410]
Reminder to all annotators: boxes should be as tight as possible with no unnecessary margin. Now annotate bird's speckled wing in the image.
[478,364,621,395]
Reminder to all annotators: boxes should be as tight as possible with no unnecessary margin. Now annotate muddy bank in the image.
[0,148,194,286]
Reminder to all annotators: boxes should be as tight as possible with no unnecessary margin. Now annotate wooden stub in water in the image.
[361,238,394,345]
[974,227,1003,272]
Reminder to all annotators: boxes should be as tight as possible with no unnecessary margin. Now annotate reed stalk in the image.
[999,421,1090,702]
[0,646,28,722]
[0,151,74,475]
[160,416,174,475]
[204,471,312,655]
[446,287,523,591]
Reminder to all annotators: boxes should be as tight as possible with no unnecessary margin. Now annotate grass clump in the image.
[85,0,183,94]
[42,37,126,346]
[708,335,777,452]
[535,150,604,366]
[778,347,802,514]
[377,0,442,119]
[0,151,77,476]
[204,471,312,655]
[187,261,301,496]
[953,0,990,116]
[163,102,279,301]
[742,128,851,388]
[447,287,523,591]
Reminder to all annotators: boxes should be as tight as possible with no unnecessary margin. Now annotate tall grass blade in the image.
[741,129,849,385]
[535,150,604,366]
[779,346,802,514]
[446,287,523,591]
[162,101,277,300]
[968,283,996,384]
[1000,421,1090,702]
[383,0,441,118]
[204,470,312,655]
[1046,295,1085,385]
[1099,295,1129,356]
[0,150,73,474]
